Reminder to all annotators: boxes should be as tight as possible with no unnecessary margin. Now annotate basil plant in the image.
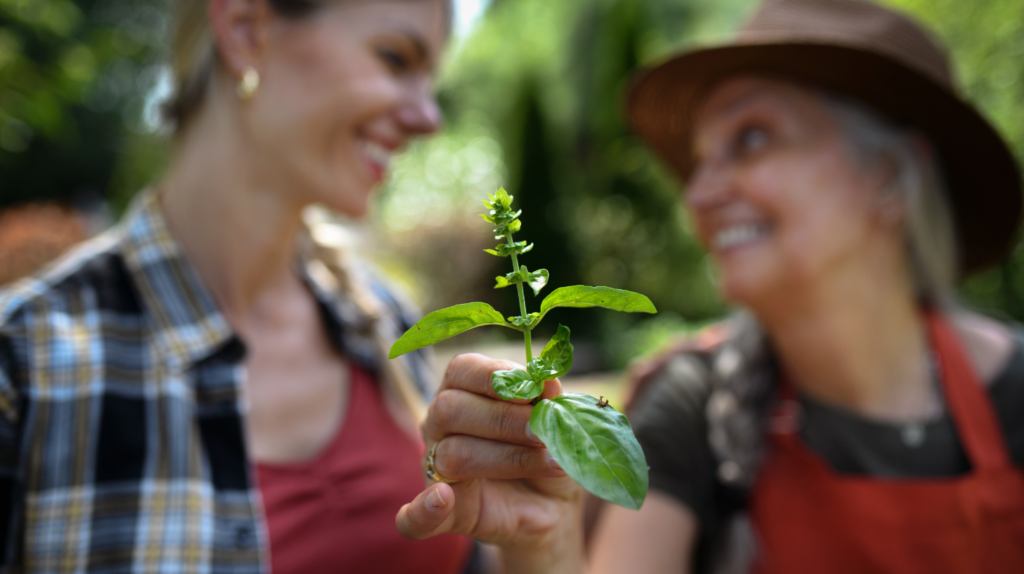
[389,187,653,510]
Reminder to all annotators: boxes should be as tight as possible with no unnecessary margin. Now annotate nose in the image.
[396,81,443,136]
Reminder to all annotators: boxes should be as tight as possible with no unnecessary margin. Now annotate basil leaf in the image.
[492,368,544,400]
[526,268,549,296]
[538,286,657,322]
[388,302,512,358]
[526,357,559,381]
[530,393,648,510]
[539,325,573,379]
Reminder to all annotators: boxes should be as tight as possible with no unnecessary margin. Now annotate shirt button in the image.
[235,526,253,549]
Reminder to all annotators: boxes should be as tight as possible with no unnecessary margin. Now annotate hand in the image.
[396,353,585,572]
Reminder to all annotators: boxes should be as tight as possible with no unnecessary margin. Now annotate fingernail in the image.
[426,488,447,512]
[545,450,562,471]
[525,424,539,443]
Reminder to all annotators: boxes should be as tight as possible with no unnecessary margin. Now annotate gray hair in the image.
[823,93,959,305]
[706,91,960,489]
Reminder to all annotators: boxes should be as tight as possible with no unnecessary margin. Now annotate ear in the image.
[209,0,274,78]
[873,191,906,228]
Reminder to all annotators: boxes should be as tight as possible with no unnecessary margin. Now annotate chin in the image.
[718,269,776,308]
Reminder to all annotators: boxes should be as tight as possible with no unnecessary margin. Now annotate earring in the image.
[237,66,260,100]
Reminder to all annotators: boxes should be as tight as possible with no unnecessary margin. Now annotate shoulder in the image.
[626,321,731,417]
[0,229,132,333]
[947,309,1017,385]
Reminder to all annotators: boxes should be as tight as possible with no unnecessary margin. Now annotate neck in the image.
[159,92,305,325]
[755,257,937,421]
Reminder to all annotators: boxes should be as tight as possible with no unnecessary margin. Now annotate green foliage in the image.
[539,324,574,380]
[389,189,652,508]
[881,0,1024,320]
[494,266,549,296]
[388,302,514,359]
[539,285,657,319]
[530,392,648,510]
[0,0,167,208]
[491,367,544,400]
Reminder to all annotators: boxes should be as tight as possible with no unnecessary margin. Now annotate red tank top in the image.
[256,365,472,574]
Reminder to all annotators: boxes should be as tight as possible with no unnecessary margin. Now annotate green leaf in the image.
[389,302,512,359]
[493,266,549,296]
[492,368,543,400]
[538,286,657,323]
[484,241,534,258]
[539,325,573,379]
[530,393,648,510]
[526,268,549,296]
[507,313,539,328]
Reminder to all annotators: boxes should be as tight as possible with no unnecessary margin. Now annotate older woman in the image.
[0,0,486,572]
[397,0,1024,572]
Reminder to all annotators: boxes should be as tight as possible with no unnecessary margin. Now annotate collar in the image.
[119,189,235,370]
[118,190,378,371]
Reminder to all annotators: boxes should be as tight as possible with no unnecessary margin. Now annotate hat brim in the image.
[627,42,1022,275]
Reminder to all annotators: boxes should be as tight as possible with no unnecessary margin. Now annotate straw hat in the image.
[627,0,1022,274]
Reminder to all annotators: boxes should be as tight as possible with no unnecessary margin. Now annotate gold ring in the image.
[425,442,459,484]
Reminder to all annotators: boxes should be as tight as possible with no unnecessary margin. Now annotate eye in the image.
[736,126,769,155]
[377,48,410,72]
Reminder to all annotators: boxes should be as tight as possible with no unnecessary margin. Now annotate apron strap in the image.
[926,310,1011,471]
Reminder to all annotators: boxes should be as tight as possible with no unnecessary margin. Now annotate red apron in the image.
[749,311,1024,573]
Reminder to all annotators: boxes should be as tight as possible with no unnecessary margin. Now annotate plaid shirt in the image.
[0,191,434,573]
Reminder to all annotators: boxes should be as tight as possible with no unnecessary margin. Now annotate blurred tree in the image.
[431,0,751,367]
[0,0,167,209]
[883,0,1024,321]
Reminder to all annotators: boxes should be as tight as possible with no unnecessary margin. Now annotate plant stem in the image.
[505,232,533,361]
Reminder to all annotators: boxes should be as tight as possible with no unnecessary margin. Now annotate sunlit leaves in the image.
[492,368,542,400]
[484,241,534,257]
[388,302,512,358]
[507,313,540,329]
[494,266,549,296]
[390,188,655,510]
[539,324,573,379]
[530,393,649,510]
[539,286,657,321]
[482,187,522,237]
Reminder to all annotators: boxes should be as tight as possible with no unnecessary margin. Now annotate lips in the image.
[356,138,396,182]
[712,222,772,251]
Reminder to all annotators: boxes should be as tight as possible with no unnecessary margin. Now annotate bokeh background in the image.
[2,0,1023,387]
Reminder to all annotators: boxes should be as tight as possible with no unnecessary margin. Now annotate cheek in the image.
[745,155,877,271]
[262,28,400,141]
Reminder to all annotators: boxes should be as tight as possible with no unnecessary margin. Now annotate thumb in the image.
[396,483,456,540]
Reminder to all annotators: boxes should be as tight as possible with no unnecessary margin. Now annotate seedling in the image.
[389,187,653,510]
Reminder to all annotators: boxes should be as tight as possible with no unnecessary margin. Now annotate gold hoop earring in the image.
[237,67,260,101]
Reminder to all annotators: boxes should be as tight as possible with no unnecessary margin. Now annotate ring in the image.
[425,442,459,484]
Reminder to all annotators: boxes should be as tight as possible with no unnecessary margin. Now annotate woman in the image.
[0,0,480,572]
[396,0,1024,572]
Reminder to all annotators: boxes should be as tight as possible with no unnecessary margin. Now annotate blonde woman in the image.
[397,1,1024,573]
[0,0,482,572]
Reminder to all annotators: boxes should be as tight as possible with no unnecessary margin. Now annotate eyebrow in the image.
[391,26,433,66]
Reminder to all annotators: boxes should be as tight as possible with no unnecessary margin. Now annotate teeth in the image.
[359,139,393,168]
[713,224,770,250]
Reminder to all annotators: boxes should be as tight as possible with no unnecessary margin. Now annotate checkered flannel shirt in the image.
[0,190,435,573]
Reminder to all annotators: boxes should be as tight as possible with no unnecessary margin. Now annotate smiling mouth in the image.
[357,139,395,172]
[712,223,772,251]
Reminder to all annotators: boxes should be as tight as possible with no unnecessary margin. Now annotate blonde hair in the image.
[164,0,320,132]
[164,0,450,133]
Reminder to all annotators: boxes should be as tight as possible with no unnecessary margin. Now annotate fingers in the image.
[431,435,565,481]
[425,389,541,447]
[396,483,456,540]
[441,353,522,399]
[442,353,563,403]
